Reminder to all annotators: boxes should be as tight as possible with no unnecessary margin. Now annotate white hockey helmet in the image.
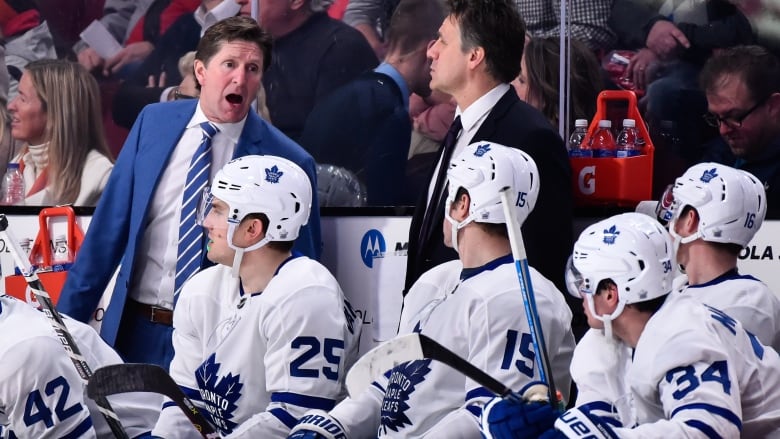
[665,163,766,247]
[444,142,539,252]
[566,212,674,337]
[200,155,312,274]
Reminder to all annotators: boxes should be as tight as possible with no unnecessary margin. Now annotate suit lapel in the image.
[470,88,518,143]
[234,110,265,158]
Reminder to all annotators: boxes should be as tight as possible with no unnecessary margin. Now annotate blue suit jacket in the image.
[57,99,321,345]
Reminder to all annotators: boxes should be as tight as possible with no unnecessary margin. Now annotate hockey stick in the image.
[87,363,220,439]
[499,187,558,407]
[345,333,523,404]
[0,214,129,439]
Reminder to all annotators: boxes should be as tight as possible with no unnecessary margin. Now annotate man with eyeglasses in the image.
[699,45,780,217]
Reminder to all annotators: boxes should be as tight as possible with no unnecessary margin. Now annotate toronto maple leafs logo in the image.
[473,143,491,157]
[380,359,433,433]
[265,165,284,183]
[603,225,620,245]
[700,168,718,183]
[196,353,244,435]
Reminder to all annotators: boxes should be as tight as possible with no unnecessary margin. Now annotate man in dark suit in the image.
[298,0,445,206]
[406,0,578,331]
[57,17,321,369]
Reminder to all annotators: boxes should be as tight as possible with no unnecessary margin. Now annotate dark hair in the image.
[523,37,602,128]
[453,187,509,239]
[630,294,668,314]
[386,0,446,55]
[681,205,743,256]
[196,16,273,74]
[447,0,526,83]
[700,45,780,103]
[243,212,295,252]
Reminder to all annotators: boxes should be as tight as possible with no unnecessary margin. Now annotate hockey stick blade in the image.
[0,214,129,439]
[346,333,521,403]
[88,364,220,439]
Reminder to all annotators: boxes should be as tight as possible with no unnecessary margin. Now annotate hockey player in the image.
[0,294,159,438]
[151,155,361,438]
[663,163,780,350]
[287,142,576,438]
[481,213,780,438]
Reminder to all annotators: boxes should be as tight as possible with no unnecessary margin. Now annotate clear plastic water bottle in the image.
[591,120,617,158]
[1,163,25,205]
[616,119,640,157]
[568,119,592,158]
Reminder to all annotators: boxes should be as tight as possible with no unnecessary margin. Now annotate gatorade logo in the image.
[578,166,596,195]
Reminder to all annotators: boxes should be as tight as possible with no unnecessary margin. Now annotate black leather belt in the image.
[127,299,173,326]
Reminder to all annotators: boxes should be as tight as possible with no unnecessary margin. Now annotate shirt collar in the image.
[457,83,510,133]
[195,1,241,35]
[374,62,410,109]
[187,103,247,145]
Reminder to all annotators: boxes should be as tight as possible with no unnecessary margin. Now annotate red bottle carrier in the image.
[5,206,85,305]
[570,90,654,207]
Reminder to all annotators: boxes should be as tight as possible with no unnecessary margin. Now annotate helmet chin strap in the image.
[668,218,700,274]
[444,210,473,254]
[584,293,626,341]
[226,222,271,278]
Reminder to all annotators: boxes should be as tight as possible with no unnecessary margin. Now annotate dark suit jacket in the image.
[298,71,413,206]
[57,99,321,347]
[112,12,201,129]
[405,88,573,295]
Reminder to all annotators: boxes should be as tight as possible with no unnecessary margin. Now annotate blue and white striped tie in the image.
[174,121,219,299]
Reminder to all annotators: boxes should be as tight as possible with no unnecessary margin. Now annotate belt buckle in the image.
[150,306,163,323]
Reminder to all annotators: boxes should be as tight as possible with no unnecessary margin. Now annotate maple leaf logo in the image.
[380,359,433,433]
[196,353,244,435]
[603,225,620,245]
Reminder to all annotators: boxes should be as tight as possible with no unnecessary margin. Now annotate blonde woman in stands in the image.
[8,59,114,206]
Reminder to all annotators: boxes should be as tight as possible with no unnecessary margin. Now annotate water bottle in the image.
[616,119,640,158]
[591,120,617,158]
[1,163,25,205]
[568,119,592,158]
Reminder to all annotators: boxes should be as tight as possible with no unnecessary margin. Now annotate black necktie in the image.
[419,116,462,242]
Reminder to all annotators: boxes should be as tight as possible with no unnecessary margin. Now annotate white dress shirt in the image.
[130,103,246,309]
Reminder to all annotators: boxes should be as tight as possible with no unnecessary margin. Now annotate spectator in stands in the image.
[513,36,603,130]
[1,0,57,100]
[112,0,240,129]
[57,17,320,369]
[8,59,113,206]
[700,45,780,218]
[0,45,15,174]
[298,0,445,206]
[74,0,155,75]
[518,0,615,52]
[236,0,379,141]
[610,0,758,166]
[344,0,616,57]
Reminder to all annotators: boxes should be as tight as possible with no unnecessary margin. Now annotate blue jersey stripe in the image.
[372,381,386,393]
[465,387,493,401]
[672,403,742,431]
[684,420,724,439]
[60,416,94,439]
[271,392,336,410]
[181,385,202,402]
[162,401,178,410]
[466,404,482,418]
[270,407,298,429]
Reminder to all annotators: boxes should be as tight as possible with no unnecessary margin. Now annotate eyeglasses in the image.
[703,96,768,128]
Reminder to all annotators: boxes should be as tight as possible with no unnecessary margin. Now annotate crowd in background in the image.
[0,0,779,213]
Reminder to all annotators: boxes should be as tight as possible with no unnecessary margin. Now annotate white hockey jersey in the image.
[0,295,96,438]
[0,295,159,439]
[154,255,361,438]
[679,270,780,351]
[571,294,780,438]
[330,256,576,438]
